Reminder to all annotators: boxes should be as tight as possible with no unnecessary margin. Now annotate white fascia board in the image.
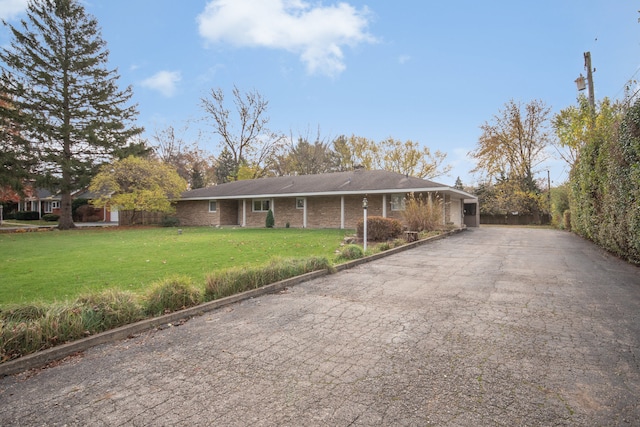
[179,187,476,201]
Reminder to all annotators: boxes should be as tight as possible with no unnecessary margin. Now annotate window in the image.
[208,201,217,212]
[296,198,305,209]
[390,194,406,211]
[43,201,59,213]
[253,199,270,212]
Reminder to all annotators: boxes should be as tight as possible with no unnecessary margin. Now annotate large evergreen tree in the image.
[0,0,142,229]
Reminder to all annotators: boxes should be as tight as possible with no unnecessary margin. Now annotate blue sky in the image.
[1,1,639,187]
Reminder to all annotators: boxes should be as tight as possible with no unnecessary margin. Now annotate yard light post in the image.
[362,197,368,252]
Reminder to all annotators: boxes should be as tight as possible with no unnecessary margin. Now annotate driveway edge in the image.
[0,228,466,377]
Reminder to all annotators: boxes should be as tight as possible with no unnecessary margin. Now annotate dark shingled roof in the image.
[181,170,474,200]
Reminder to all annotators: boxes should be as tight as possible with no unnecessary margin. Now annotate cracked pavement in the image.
[1,226,639,426]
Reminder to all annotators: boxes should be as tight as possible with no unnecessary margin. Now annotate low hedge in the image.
[15,211,40,221]
[0,256,334,363]
[356,216,403,241]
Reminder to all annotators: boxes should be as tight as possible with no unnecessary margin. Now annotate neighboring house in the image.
[3,186,117,222]
[176,169,479,229]
[72,189,119,223]
[15,187,61,218]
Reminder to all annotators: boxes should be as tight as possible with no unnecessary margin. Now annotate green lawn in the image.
[0,227,351,305]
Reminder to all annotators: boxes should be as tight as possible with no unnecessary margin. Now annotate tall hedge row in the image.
[570,100,640,264]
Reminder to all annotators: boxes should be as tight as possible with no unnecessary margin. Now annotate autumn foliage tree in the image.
[151,125,215,189]
[89,156,187,225]
[332,135,450,179]
[470,99,552,216]
[0,0,142,229]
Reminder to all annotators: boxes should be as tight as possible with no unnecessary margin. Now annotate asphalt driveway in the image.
[1,227,639,426]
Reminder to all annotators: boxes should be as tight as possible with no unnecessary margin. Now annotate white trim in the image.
[302,197,307,228]
[252,199,271,212]
[382,194,387,218]
[340,196,345,229]
[242,200,247,227]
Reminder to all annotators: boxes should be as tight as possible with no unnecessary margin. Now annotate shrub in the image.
[402,193,443,232]
[144,276,202,316]
[335,244,364,262]
[15,211,40,220]
[160,216,180,227]
[205,256,331,300]
[377,242,392,251]
[77,290,144,330]
[356,216,403,241]
[1,320,45,362]
[76,204,100,222]
[266,209,275,228]
[42,214,60,222]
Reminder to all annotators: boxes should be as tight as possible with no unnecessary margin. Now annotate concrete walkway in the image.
[1,227,639,426]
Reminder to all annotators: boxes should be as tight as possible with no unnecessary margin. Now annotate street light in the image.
[362,197,368,252]
[574,74,586,91]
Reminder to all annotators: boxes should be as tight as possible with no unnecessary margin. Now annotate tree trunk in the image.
[57,191,76,230]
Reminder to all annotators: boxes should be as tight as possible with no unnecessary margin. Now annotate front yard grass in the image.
[0,227,350,305]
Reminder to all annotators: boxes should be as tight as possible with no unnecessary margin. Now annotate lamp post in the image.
[362,197,368,252]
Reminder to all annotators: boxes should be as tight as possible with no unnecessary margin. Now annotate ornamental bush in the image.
[401,193,443,232]
[266,209,275,228]
[144,276,202,316]
[336,244,364,262]
[357,216,403,241]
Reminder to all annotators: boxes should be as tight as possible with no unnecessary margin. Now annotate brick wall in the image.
[175,200,218,226]
[175,192,456,229]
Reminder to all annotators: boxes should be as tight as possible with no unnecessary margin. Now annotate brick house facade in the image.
[176,170,479,229]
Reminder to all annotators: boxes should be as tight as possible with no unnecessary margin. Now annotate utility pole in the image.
[584,51,595,112]
[547,169,551,218]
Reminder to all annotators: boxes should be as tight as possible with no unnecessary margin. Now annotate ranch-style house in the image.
[175,169,479,229]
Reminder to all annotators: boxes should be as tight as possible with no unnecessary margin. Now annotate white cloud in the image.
[398,54,411,65]
[141,70,182,97]
[0,0,28,20]
[197,0,376,77]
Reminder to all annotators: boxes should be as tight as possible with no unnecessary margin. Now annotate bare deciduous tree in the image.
[201,85,285,180]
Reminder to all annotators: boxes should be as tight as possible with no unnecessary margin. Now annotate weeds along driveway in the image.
[1,227,639,426]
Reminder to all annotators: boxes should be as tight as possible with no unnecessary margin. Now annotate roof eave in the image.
[180,187,477,201]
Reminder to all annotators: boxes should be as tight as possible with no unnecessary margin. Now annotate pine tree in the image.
[454,176,464,190]
[0,0,142,229]
[215,147,238,184]
[190,166,205,189]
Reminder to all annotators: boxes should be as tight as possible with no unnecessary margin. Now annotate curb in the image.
[0,228,466,377]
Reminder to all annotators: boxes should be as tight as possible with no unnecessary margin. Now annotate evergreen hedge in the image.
[570,99,640,264]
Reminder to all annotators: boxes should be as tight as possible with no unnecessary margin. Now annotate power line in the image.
[613,66,640,101]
